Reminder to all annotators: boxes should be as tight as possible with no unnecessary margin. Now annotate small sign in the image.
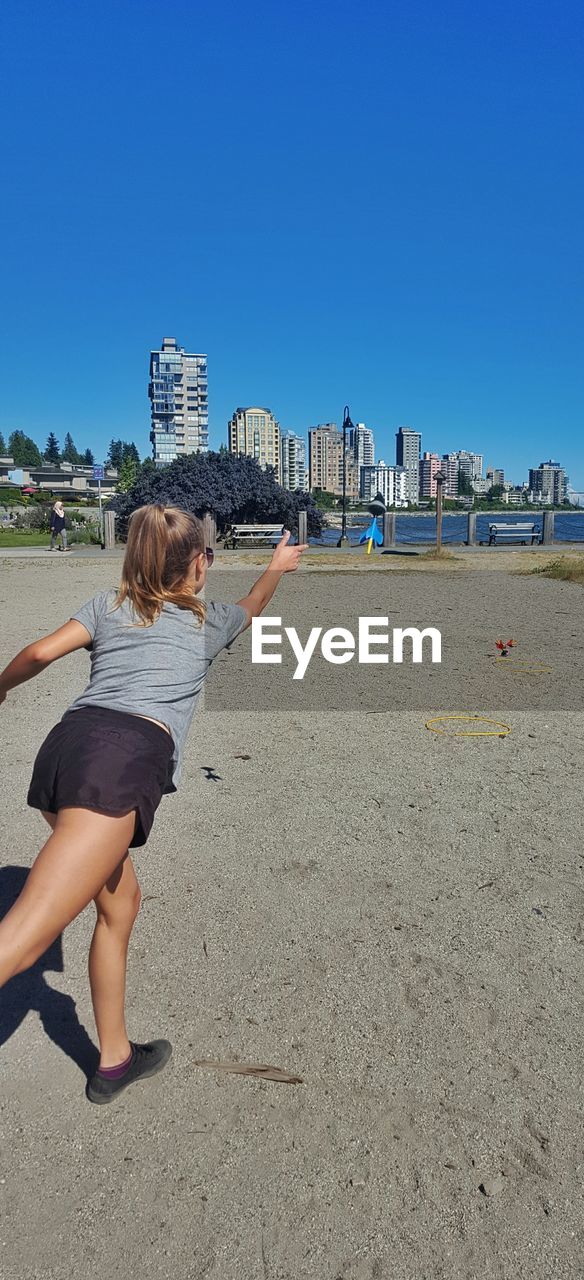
[92,465,105,481]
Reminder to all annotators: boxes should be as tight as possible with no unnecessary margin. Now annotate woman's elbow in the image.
[26,641,52,667]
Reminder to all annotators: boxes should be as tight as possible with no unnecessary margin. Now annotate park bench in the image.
[224,523,284,549]
[487,522,539,546]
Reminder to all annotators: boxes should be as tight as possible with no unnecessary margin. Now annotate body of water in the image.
[315,511,584,547]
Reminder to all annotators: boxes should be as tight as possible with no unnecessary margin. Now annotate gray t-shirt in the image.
[68,589,248,792]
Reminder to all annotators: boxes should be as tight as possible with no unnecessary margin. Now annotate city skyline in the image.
[0,407,576,500]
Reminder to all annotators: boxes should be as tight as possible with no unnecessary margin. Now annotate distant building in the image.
[149,337,209,467]
[486,467,505,489]
[502,485,529,506]
[419,451,441,498]
[395,427,421,503]
[308,424,358,497]
[228,407,280,475]
[451,450,484,492]
[441,454,460,499]
[0,457,118,498]
[528,460,567,505]
[281,432,308,491]
[360,461,407,507]
[348,424,375,472]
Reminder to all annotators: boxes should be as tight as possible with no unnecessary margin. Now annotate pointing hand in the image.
[270,529,309,572]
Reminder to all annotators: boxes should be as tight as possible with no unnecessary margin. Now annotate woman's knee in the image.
[96,882,141,930]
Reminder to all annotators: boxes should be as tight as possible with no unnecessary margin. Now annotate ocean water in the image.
[315,511,584,547]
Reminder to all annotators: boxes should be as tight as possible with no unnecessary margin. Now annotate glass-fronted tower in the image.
[281,431,308,491]
[149,337,208,467]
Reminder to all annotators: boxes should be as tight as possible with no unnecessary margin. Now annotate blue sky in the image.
[1,0,583,486]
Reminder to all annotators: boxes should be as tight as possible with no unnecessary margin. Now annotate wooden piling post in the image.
[202,512,217,550]
[382,512,395,547]
[104,510,116,550]
[542,510,554,545]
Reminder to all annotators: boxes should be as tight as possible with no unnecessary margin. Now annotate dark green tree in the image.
[122,442,140,464]
[83,448,95,466]
[44,432,60,463]
[311,487,336,510]
[457,469,473,497]
[107,439,124,468]
[8,430,43,467]
[61,432,83,464]
[0,431,7,455]
[109,450,322,540]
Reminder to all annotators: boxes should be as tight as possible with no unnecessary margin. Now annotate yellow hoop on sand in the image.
[495,657,552,675]
[425,715,511,737]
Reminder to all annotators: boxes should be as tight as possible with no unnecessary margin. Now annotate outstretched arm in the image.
[0,620,92,704]
[236,530,308,628]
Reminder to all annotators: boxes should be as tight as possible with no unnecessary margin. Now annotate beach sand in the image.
[0,554,583,1279]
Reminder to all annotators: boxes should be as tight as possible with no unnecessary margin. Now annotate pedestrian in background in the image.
[49,501,68,551]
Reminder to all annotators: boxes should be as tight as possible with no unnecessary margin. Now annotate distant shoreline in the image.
[323,507,581,523]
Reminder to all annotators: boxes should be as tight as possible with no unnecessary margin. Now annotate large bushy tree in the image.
[0,430,7,455]
[8,430,43,467]
[108,450,322,540]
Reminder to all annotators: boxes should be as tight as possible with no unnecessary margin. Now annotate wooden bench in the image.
[487,522,539,546]
[224,523,284,549]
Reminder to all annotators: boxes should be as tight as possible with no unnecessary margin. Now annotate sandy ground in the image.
[0,554,583,1280]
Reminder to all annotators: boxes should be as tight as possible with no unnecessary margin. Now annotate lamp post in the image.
[337,405,353,547]
[434,470,446,552]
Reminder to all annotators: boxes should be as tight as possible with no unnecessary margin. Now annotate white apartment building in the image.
[360,461,408,507]
[349,423,375,471]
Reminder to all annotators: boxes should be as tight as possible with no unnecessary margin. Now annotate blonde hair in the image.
[114,504,207,626]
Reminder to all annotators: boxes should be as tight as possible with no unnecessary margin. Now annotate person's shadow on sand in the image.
[0,866,99,1079]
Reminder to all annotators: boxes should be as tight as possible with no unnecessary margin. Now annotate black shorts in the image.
[27,706,175,848]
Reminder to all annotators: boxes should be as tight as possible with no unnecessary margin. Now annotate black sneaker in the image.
[86,1040,172,1105]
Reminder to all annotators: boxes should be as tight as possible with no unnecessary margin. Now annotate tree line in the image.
[0,429,141,477]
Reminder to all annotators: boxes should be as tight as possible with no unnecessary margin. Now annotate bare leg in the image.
[40,812,141,1068]
[0,808,136,987]
[89,856,141,1068]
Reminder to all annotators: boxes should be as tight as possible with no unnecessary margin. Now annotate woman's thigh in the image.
[0,808,137,969]
[43,810,138,922]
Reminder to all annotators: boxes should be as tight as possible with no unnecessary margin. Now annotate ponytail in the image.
[114,504,207,626]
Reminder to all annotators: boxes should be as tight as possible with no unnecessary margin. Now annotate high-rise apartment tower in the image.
[395,426,421,502]
[149,337,208,467]
[281,432,308,491]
